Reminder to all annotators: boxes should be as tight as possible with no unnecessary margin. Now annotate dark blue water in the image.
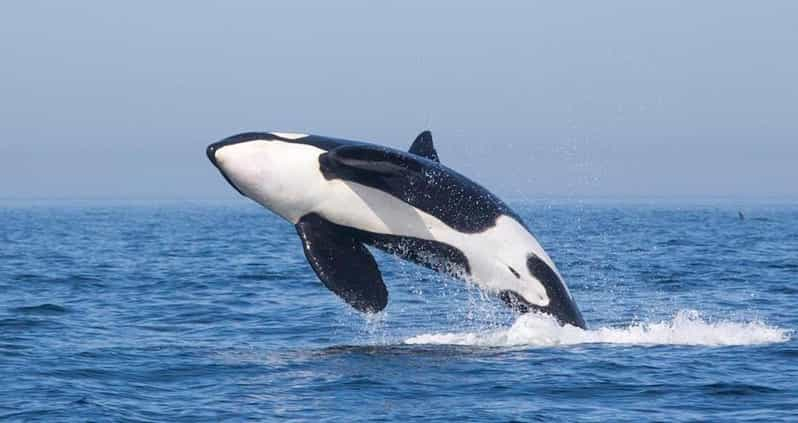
[1,200,796,422]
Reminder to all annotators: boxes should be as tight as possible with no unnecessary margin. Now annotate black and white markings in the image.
[206,130,587,328]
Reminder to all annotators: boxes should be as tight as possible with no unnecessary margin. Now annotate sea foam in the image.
[404,310,791,347]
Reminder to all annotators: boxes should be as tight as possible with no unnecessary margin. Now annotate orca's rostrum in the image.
[206,131,587,328]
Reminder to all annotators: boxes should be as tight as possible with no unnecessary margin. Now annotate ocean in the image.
[1,200,795,422]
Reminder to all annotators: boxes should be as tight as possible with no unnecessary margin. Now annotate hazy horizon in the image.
[2,1,796,201]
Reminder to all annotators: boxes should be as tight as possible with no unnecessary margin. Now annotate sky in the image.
[1,1,796,201]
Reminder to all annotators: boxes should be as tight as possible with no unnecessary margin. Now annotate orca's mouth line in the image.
[206,142,247,197]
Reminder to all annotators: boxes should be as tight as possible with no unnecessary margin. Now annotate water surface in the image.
[1,201,795,421]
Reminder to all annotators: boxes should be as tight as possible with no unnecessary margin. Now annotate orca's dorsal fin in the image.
[295,213,388,313]
[408,130,439,162]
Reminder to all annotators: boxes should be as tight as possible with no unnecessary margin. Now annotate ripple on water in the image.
[9,304,69,315]
[0,318,53,330]
[702,382,783,396]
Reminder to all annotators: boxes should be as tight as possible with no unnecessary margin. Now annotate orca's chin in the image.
[206,142,248,197]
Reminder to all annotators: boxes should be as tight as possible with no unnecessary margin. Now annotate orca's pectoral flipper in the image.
[295,213,388,313]
[408,130,439,162]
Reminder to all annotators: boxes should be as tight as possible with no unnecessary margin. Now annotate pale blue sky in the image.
[1,1,796,200]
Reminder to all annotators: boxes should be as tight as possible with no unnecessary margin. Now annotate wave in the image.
[10,304,68,315]
[404,310,790,347]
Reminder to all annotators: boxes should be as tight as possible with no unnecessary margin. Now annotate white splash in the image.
[404,310,791,347]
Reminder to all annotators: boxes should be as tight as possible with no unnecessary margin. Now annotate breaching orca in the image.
[206,131,586,328]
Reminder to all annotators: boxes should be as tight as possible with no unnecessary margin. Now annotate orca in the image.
[206,131,586,328]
